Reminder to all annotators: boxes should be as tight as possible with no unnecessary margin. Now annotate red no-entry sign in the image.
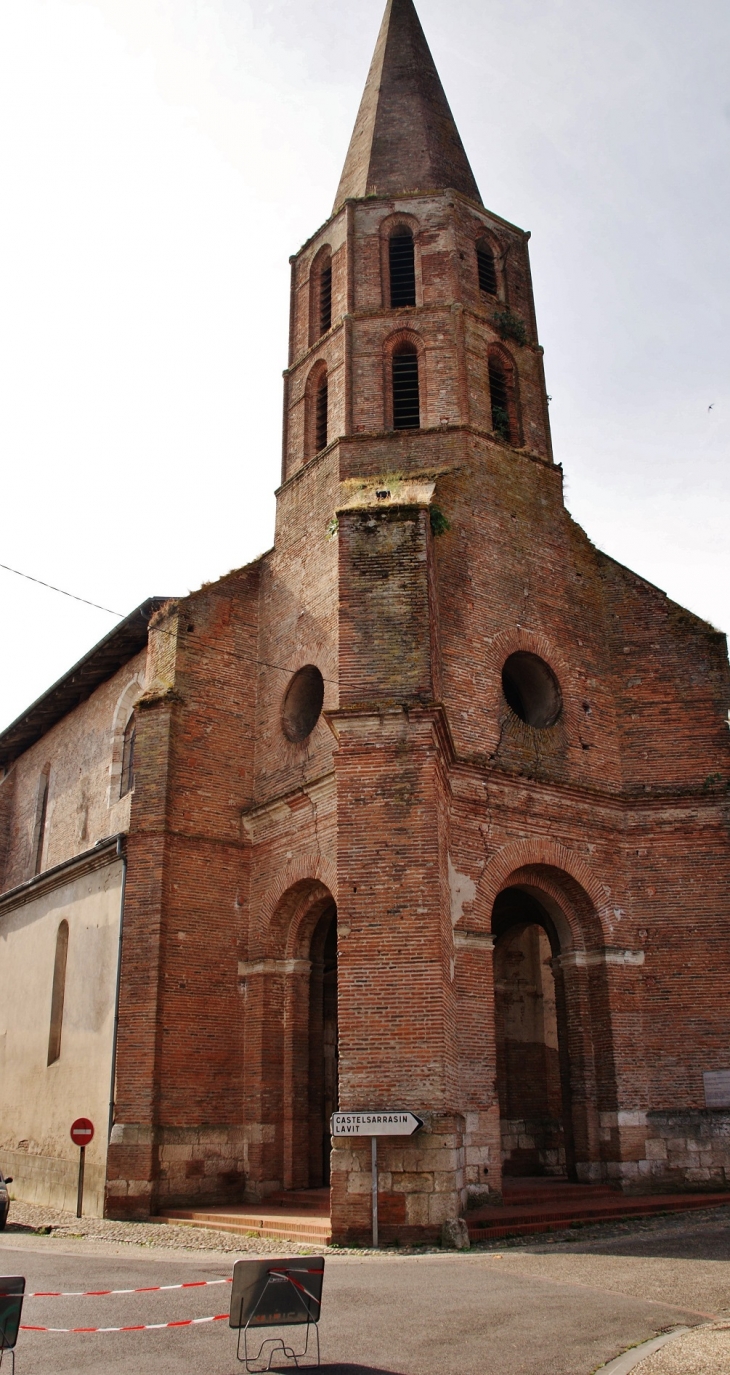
[70,1119,94,1219]
[70,1118,94,1147]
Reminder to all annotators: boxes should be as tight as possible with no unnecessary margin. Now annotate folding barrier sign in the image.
[0,1277,25,1375]
[229,1257,325,1371]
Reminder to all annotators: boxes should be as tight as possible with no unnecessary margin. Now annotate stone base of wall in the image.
[106,1124,248,1218]
[464,1106,503,1206]
[2,1146,106,1217]
[597,1110,730,1194]
[330,1112,477,1244]
[500,1116,566,1179]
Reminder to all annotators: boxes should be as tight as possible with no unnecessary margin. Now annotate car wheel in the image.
[0,1213,6,1231]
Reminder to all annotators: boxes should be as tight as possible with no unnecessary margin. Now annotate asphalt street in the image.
[1,1216,729,1374]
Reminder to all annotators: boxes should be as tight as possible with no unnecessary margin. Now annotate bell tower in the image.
[280,0,564,1241]
[282,0,553,486]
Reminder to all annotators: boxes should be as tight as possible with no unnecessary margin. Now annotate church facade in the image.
[1,0,729,1243]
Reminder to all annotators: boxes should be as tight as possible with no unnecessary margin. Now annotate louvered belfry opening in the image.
[389,229,416,308]
[489,354,512,443]
[476,239,497,296]
[319,262,332,336]
[392,344,420,430]
[315,373,329,451]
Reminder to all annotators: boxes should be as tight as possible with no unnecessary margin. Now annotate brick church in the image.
[1,0,729,1244]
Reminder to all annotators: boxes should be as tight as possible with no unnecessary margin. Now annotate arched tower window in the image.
[476,238,497,296]
[389,228,416,308]
[309,246,332,345]
[315,370,329,452]
[319,261,332,336]
[47,919,69,1066]
[304,362,329,459]
[120,712,136,797]
[488,349,520,446]
[392,343,420,429]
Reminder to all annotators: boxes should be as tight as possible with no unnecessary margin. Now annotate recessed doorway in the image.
[307,905,338,1188]
[493,888,571,1178]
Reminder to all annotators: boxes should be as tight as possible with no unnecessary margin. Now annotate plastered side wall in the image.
[0,856,123,1215]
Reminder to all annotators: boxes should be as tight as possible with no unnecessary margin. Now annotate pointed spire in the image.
[334,0,482,213]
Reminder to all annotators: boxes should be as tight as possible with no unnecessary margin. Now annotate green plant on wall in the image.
[430,504,450,537]
[494,308,528,347]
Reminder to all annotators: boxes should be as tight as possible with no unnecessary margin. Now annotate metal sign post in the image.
[70,1118,94,1219]
[371,1137,378,1249]
[330,1112,423,1249]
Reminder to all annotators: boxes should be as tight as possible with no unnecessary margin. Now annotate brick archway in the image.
[464,837,610,950]
[242,874,338,1196]
[483,858,612,1182]
[455,842,615,1187]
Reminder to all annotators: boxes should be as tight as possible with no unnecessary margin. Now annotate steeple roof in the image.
[333,0,482,213]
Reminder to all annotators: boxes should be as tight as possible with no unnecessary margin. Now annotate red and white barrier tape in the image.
[29,1278,232,1298]
[22,1314,229,1334]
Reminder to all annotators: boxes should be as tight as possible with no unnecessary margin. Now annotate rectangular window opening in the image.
[315,380,329,451]
[320,265,332,336]
[389,235,416,309]
[392,352,420,430]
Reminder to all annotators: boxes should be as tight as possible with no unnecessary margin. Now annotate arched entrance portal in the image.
[493,888,574,1179]
[307,904,338,1187]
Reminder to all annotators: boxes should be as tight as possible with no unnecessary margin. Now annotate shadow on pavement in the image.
[271,1367,403,1374]
[527,1215,730,1262]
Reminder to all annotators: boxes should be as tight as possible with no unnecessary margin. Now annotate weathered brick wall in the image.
[284,190,553,481]
[109,570,263,1214]
[0,649,147,893]
[0,766,17,891]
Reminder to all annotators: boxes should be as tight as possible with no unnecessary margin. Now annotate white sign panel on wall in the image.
[703,1070,730,1108]
[330,1112,423,1137]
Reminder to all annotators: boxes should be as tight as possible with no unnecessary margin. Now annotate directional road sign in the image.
[330,1111,423,1137]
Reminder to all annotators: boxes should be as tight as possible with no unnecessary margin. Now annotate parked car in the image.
[0,1171,13,1229]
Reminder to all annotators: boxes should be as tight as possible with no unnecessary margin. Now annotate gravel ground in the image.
[3,1199,312,1254]
[632,1321,730,1374]
[5,1195,730,1259]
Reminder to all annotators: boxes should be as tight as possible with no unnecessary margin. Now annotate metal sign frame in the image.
[0,1275,25,1375]
[229,1258,325,1372]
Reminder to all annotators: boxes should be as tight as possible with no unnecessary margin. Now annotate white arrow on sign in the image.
[330,1111,423,1137]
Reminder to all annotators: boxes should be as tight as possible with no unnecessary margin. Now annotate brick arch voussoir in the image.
[382,326,426,361]
[379,210,420,243]
[466,838,610,951]
[256,854,338,956]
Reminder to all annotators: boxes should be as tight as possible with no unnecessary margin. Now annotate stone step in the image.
[158,1206,332,1246]
[502,1184,620,1206]
[266,1189,330,1212]
[468,1191,730,1241]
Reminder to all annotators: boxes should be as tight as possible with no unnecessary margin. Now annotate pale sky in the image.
[1,0,728,731]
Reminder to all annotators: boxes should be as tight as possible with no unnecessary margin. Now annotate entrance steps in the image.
[467,1176,730,1242]
[158,1188,332,1246]
[158,1178,730,1248]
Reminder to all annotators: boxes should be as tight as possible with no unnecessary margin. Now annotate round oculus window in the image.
[501,651,562,729]
[281,665,325,743]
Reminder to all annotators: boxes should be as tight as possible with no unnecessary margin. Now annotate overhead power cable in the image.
[0,560,339,686]
[0,562,124,618]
